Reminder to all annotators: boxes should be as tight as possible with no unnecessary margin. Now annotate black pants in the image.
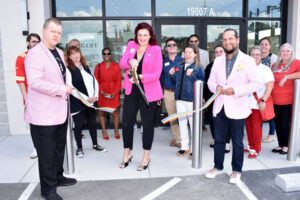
[206,105,231,143]
[122,85,157,150]
[274,104,292,147]
[72,108,98,149]
[213,108,245,172]
[30,119,68,195]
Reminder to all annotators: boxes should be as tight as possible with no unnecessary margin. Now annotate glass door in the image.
[155,19,199,56]
[203,20,245,61]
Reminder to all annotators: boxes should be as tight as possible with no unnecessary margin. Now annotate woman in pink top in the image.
[119,22,163,171]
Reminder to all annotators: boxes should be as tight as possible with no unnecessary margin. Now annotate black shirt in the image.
[49,48,66,82]
[134,53,145,88]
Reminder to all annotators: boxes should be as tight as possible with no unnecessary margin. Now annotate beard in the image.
[224,46,237,54]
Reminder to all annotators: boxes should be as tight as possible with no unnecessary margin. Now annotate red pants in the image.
[246,109,263,153]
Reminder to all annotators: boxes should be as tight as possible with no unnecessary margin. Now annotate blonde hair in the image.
[272,43,295,72]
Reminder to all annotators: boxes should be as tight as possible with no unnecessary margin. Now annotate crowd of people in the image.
[15,17,300,199]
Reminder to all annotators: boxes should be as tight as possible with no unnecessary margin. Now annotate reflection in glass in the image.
[161,25,195,56]
[59,21,103,71]
[248,0,281,18]
[106,0,151,16]
[156,0,242,17]
[56,0,102,17]
[207,25,239,61]
[247,20,281,54]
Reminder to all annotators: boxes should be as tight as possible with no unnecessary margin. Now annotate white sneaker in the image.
[30,148,38,159]
[229,172,241,184]
[205,168,221,179]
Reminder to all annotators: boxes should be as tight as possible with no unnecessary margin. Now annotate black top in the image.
[49,48,66,82]
[67,66,95,114]
[134,53,145,88]
[204,62,214,101]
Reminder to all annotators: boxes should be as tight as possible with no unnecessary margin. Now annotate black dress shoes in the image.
[279,150,288,155]
[271,148,282,153]
[57,176,77,187]
[42,192,63,200]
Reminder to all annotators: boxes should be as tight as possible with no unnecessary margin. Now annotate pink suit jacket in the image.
[208,50,262,119]
[24,42,68,126]
[119,41,163,102]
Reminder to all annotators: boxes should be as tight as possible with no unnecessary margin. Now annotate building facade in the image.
[0,0,300,135]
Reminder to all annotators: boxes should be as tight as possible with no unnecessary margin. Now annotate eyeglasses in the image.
[103,52,111,56]
[189,40,199,43]
[166,44,177,47]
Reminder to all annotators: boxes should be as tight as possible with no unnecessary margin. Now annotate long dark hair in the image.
[65,46,87,70]
[134,22,157,45]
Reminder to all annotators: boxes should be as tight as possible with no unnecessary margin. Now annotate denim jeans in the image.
[213,108,246,172]
[268,119,276,135]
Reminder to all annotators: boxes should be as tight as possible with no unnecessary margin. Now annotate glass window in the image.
[156,0,242,17]
[59,20,104,70]
[106,0,151,16]
[248,0,281,18]
[55,0,102,17]
[207,25,240,61]
[247,20,281,54]
[161,24,195,55]
[105,20,151,62]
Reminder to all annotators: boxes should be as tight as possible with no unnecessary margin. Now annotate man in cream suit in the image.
[205,29,261,184]
[25,18,76,200]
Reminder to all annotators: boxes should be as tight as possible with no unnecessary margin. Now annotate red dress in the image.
[94,61,121,108]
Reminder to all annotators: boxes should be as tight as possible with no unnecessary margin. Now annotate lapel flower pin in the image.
[130,48,135,53]
[237,64,245,71]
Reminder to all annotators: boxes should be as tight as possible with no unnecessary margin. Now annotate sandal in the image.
[119,155,133,169]
[137,160,151,171]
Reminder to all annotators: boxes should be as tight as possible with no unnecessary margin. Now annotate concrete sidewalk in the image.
[0,125,300,199]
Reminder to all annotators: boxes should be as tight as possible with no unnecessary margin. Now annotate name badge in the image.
[164,62,170,66]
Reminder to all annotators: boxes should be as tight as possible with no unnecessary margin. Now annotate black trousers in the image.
[122,85,157,150]
[274,104,292,147]
[30,119,68,195]
[213,108,245,172]
[72,108,98,149]
[206,105,231,143]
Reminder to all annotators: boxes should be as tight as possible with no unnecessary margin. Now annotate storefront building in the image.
[1,0,300,135]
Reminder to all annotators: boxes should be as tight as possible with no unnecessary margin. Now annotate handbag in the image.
[253,93,275,121]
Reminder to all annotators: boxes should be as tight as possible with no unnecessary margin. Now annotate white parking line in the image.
[140,177,182,200]
[237,181,258,200]
[18,182,38,200]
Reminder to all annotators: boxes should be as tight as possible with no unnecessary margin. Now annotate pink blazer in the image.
[120,41,163,102]
[24,42,68,125]
[208,50,262,119]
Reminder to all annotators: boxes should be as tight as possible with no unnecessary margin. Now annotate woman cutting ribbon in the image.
[119,22,163,171]
[66,45,107,158]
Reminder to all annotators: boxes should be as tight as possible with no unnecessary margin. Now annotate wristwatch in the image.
[261,98,266,103]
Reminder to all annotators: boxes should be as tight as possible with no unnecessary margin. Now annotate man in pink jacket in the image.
[25,18,76,200]
[205,29,262,184]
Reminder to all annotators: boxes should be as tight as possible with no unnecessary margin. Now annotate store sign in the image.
[187,7,215,16]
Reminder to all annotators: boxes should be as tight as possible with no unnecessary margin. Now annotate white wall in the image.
[0,0,49,135]
[287,0,300,59]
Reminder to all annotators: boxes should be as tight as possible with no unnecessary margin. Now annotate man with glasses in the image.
[15,33,40,159]
[185,34,209,69]
[162,38,183,147]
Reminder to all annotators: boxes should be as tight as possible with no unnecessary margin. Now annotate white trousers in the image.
[176,100,193,151]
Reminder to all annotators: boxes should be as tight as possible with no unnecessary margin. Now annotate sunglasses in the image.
[103,52,111,55]
[166,44,177,47]
[189,40,199,43]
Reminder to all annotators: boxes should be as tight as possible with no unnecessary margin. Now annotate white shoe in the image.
[229,172,241,184]
[30,148,38,159]
[76,149,84,158]
[205,168,221,179]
